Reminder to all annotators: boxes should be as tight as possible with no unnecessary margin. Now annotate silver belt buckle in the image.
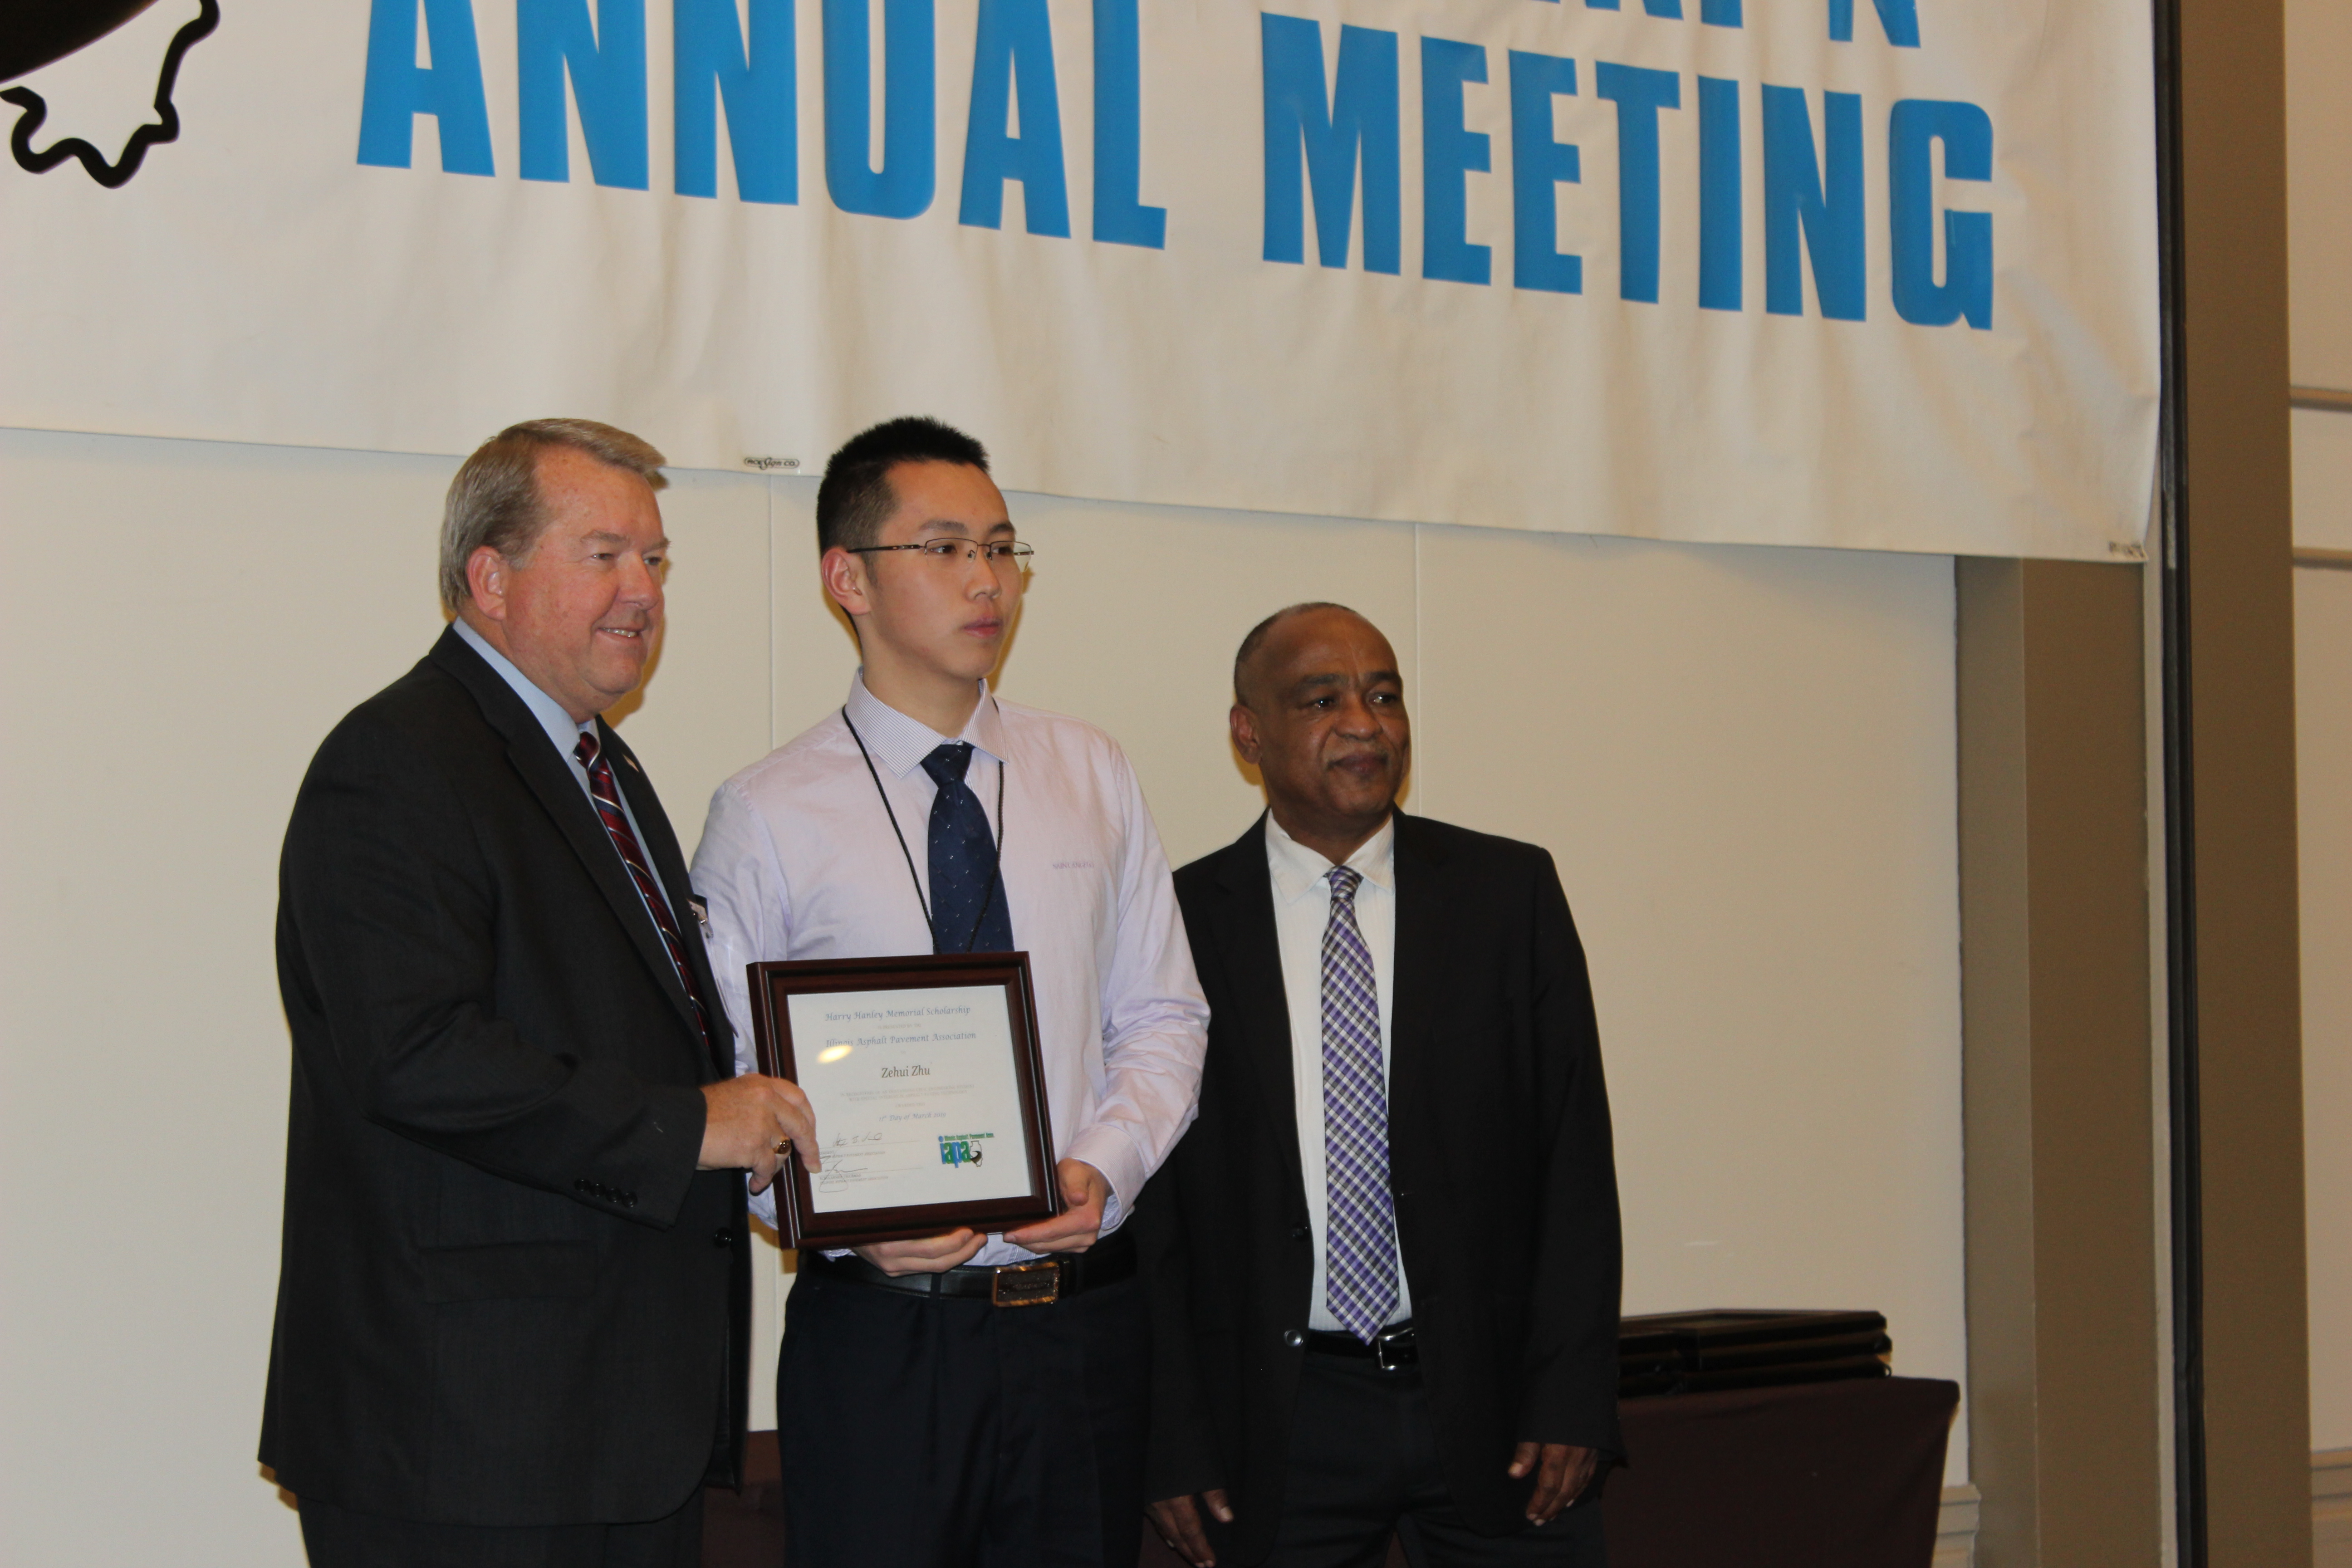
[1371,1323,1414,1372]
[990,1259,1062,1308]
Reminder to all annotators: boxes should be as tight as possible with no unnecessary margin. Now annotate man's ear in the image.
[465,545,510,622]
[1230,704,1263,766]
[821,546,872,619]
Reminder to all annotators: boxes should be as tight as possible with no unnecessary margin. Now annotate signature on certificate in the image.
[813,1130,888,1193]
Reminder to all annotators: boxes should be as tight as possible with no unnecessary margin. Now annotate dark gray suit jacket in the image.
[260,627,748,1525]
[1139,813,1623,1561]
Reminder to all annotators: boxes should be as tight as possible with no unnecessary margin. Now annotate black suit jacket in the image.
[1139,813,1622,1560]
[260,628,749,1526]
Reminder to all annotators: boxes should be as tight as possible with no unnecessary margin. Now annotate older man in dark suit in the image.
[261,419,816,1568]
[1140,603,1623,1568]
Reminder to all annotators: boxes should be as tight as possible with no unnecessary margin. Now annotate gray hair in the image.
[438,419,668,613]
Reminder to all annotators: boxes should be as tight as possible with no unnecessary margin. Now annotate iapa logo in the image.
[3,0,220,186]
[938,1134,994,1169]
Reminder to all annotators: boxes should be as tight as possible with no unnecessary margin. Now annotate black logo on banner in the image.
[3,0,220,187]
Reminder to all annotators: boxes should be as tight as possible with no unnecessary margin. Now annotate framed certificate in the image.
[744,951,1061,1249]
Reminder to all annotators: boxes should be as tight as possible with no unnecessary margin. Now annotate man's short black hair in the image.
[815,416,991,554]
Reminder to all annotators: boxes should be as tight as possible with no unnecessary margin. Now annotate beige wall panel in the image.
[2299,566,2352,1451]
[1411,527,1969,1482]
[763,476,858,756]
[0,429,448,1567]
[2288,0,2352,388]
[2295,410,2352,552]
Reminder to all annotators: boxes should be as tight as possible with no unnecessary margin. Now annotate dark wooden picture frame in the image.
[746,951,1060,1249]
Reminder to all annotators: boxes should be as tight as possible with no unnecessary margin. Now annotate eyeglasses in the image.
[847,539,1035,569]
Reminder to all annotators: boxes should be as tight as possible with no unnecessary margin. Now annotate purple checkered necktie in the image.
[575,730,711,1049]
[1321,865,1399,1342]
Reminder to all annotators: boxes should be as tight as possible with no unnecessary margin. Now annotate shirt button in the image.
[1283,1328,1306,1349]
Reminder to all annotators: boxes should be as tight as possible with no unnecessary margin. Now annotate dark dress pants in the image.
[1254,1353,1607,1568]
[296,1490,703,1568]
[777,1261,1151,1568]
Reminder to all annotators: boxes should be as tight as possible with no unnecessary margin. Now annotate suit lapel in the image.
[429,631,705,1058]
[1211,818,1309,1217]
[1387,813,1442,1131]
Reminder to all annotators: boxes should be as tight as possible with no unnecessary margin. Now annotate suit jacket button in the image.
[622,1193,637,1208]
[713,1228,733,1248]
[1283,1328,1306,1348]
[1290,1225,1309,1241]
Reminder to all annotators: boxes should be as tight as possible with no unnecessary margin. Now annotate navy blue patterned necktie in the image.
[1320,866,1398,1340]
[921,743,1014,954]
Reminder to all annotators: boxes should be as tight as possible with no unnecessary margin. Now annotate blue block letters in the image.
[961,0,1071,234]
[675,0,796,202]
[1594,62,1678,303]
[358,0,495,175]
[1262,16,1401,274]
[1507,49,1582,295]
[1421,38,1491,285]
[1890,98,1993,328]
[519,0,649,188]
[824,0,937,218]
[1763,83,1864,319]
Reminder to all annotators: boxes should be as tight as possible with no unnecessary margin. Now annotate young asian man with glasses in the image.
[691,416,1210,1568]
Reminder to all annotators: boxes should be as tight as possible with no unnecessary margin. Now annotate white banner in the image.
[1,0,2156,559]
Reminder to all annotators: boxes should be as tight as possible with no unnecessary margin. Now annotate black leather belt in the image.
[801,1227,1136,1308]
[1302,1319,1419,1372]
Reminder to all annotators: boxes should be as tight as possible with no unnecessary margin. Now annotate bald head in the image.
[1229,604,1409,862]
[1234,601,1363,710]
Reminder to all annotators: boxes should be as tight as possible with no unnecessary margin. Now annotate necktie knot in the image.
[574,731,602,770]
[1328,864,1363,906]
[922,742,975,789]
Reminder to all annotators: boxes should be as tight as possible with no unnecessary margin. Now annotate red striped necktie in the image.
[574,730,711,1048]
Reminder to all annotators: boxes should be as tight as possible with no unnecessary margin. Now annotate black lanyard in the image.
[841,705,1007,955]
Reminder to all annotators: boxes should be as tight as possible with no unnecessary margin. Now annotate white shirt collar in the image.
[843,669,1006,778]
[1265,811,1397,907]
[452,617,594,759]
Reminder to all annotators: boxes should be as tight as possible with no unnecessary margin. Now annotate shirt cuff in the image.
[1065,1124,1146,1229]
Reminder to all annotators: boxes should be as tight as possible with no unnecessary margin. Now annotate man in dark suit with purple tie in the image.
[262,419,816,1568]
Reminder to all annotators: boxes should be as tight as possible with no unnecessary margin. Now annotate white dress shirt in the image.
[1267,811,1413,1332]
[692,671,1210,1262]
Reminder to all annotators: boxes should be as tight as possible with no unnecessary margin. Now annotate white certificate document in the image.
[787,984,1038,1213]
